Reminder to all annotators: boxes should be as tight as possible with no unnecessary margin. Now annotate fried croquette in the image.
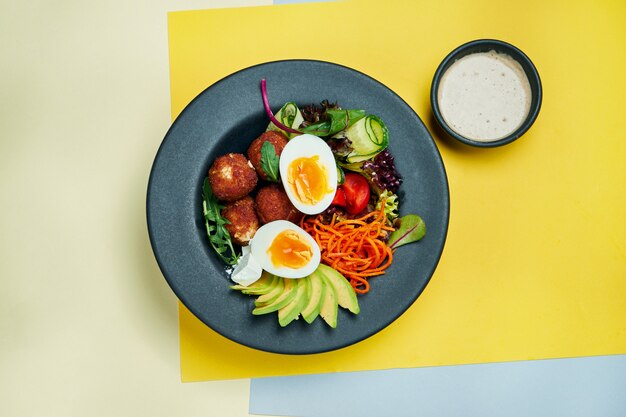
[254,184,303,224]
[208,153,257,201]
[247,131,288,181]
[221,196,259,246]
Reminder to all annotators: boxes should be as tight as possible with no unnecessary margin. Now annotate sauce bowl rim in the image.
[430,38,542,148]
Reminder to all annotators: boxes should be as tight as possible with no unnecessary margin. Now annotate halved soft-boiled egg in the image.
[250,220,321,279]
[279,134,337,215]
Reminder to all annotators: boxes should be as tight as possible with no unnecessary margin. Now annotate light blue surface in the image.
[250,355,626,417]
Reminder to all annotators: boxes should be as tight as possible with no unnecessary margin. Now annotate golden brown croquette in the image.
[247,131,288,181]
[254,184,303,225]
[208,153,257,201]
[221,196,259,246]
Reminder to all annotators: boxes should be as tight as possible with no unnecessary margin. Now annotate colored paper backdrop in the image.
[168,0,626,381]
[250,354,626,417]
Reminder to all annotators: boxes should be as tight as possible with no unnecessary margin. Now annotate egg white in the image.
[250,220,321,279]
[279,134,337,215]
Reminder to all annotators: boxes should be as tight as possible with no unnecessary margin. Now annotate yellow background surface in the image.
[169,0,626,381]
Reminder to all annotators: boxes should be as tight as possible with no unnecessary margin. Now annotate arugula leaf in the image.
[388,214,426,249]
[202,178,239,265]
[260,141,280,182]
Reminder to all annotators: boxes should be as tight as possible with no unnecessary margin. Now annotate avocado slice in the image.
[318,273,338,328]
[317,264,360,314]
[252,278,297,315]
[277,277,310,327]
[301,270,326,324]
[231,272,276,295]
[254,276,284,306]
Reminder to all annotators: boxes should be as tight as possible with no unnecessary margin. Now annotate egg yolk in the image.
[267,230,313,269]
[287,156,329,205]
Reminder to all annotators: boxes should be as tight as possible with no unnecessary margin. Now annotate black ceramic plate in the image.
[147,60,449,354]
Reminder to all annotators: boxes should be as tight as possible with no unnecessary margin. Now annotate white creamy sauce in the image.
[437,50,532,142]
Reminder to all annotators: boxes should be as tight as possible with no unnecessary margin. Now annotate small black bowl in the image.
[431,39,542,147]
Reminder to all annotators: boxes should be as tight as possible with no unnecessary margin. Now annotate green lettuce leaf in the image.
[388,214,426,249]
[301,109,366,136]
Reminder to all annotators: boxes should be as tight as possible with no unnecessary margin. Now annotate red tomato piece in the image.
[331,187,347,207]
[342,173,370,214]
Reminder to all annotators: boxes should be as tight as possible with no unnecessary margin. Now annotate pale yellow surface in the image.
[0,1,277,416]
[170,0,626,381]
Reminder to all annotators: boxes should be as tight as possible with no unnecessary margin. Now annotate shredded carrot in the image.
[301,203,394,294]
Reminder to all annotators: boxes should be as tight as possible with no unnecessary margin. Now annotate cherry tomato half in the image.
[331,187,347,207]
[342,173,370,214]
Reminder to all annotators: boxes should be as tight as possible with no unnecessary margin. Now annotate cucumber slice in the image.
[337,160,365,172]
[267,102,304,139]
[336,165,345,185]
[344,115,389,163]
